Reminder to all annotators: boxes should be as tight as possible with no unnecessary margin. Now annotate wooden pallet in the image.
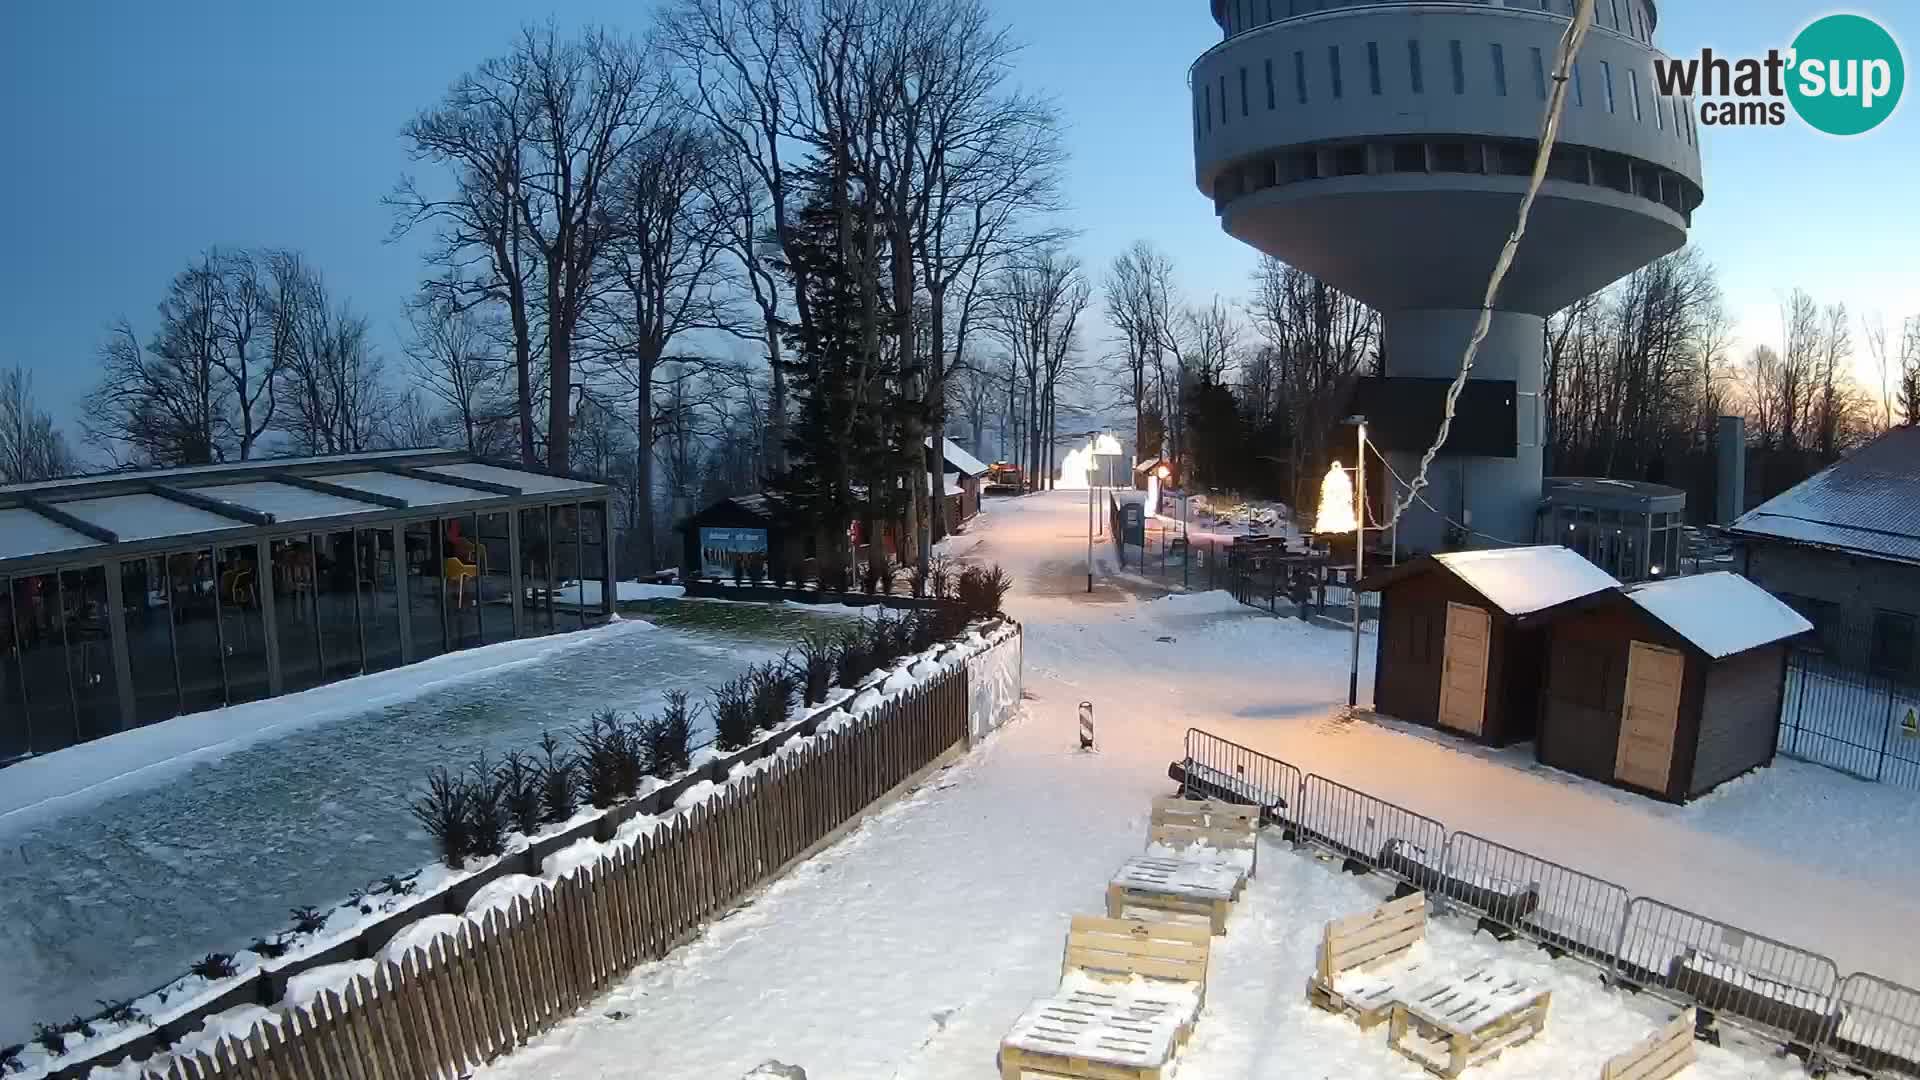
[1106,856,1240,934]
[1305,891,1428,1029]
[1148,795,1259,879]
[1602,1008,1696,1080]
[1387,972,1551,1078]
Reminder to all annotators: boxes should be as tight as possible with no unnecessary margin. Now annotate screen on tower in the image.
[1344,377,1519,458]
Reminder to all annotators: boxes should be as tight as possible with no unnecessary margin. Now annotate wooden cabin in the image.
[1358,546,1621,746]
[1527,571,1811,802]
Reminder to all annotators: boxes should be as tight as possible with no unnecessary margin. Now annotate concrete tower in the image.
[1191,0,1702,550]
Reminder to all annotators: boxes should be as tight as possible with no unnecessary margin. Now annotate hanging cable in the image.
[1383,0,1598,530]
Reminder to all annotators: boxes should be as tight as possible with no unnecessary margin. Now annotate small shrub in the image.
[189,952,239,981]
[574,711,644,809]
[465,755,508,858]
[375,872,419,898]
[95,998,146,1027]
[867,612,904,667]
[793,634,836,705]
[496,750,545,835]
[930,600,970,642]
[912,560,931,597]
[536,732,580,825]
[878,559,897,595]
[836,625,878,688]
[908,609,939,653]
[712,673,756,752]
[410,767,474,867]
[288,906,327,935]
[956,563,1013,620]
[250,936,290,960]
[2,1043,25,1072]
[861,559,881,594]
[929,556,954,600]
[752,661,794,731]
[819,557,850,594]
[31,1024,63,1056]
[643,691,696,778]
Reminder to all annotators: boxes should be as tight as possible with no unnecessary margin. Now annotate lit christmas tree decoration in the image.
[1315,461,1357,534]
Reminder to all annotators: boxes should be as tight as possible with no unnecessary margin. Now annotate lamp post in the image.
[1344,416,1367,711]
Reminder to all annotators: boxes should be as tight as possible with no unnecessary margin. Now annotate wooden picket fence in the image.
[133,664,972,1079]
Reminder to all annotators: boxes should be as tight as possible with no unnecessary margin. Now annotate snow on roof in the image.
[63,493,248,542]
[325,470,489,507]
[1626,572,1812,659]
[426,461,600,495]
[927,436,988,477]
[1433,545,1621,616]
[200,481,383,521]
[0,506,100,561]
[1730,425,1920,565]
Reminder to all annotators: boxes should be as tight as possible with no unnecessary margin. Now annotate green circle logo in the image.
[1786,14,1904,136]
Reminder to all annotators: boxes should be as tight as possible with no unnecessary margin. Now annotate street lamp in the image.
[1342,416,1367,711]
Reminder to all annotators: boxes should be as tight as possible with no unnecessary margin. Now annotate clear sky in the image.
[2,1,1915,447]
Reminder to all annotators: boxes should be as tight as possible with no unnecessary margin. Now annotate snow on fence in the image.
[965,623,1022,744]
[54,628,1018,1080]
[1177,728,1920,1077]
[1293,774,1450,895]
[1614,897,1843,1049]
[1439,832,1630,962]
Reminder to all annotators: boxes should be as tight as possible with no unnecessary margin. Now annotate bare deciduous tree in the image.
[0,366,73,483]
[405,297,509,454]
[1104,241,1179,461]
[992,246,1089,490]
[1246,256,1378,510]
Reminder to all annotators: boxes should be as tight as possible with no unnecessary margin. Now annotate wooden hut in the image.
[1526,571,1811,802]
[1358,546,1621,746]
[930,437,988,526]
[680,494,788,581]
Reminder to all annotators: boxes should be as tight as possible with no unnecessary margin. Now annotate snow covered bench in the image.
[1306,890,1434,1030]
[1146,795,1258,879]
[1377,839,1541,926]
[998,915,1212,1080]
[1106,855,1243,935]
[1665,949,1840,1045]
[1601,1008,1696,1080]
[1387,970,1552,1077]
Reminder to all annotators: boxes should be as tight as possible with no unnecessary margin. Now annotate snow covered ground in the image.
[0,606,866,1048]
[430,490,1916,1078]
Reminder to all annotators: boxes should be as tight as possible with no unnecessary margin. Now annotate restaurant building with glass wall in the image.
[0,450,615,765]
[1537,476,1687,584]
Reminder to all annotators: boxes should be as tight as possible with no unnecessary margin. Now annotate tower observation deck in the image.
[1191,0,1702,550]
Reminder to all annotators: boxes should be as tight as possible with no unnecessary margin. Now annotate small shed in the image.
[1530,571,1812,802]
[680,494,787,580]
[1359,546,1621,746]
[929,437,988,525]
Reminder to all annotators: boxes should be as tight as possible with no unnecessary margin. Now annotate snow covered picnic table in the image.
[1387,969,1553,1077]
[1106,856,1242,934]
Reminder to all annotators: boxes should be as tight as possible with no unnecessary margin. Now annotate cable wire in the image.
[1383,0,1598,530]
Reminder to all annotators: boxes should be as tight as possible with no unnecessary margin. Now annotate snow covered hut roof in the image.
[1728,425,1920,565]
[1624,572,1812,659]
[1432,545,1622,616]
[927,437,988,477]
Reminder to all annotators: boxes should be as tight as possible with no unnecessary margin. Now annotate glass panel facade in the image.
[521,507,554,635]
[405,520,445,660]
[172,548,226,714]
[479,511,514,645]
[360,528,402,672]
[218,544,269,704]
[12,574,72,753]
[315,529,362,681]
[581,501,608,617]
[444,514,482,651]
[552,504,584,631]
[123,556,180,725]
[272,538,323,692]
[1,578,27,761]
[63,566,119,741]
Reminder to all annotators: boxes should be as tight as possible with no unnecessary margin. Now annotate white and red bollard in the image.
[1079,701,1095,751]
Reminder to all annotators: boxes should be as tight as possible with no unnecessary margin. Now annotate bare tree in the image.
[385,389,452,450]
[1246,256,1378,510]
[1900,315,1920,425]
[992,246,1089,490]
[273,257,390,455]
[405,297,507,453]
[205,249,279,459]
[0,366,73,483]
[1104,241,1179,461]
[86,274,225,466]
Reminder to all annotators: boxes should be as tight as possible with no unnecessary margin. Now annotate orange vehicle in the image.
[985,461,1024,493]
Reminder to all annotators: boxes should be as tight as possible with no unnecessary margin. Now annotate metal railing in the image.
[1779,647,1920,791]
[1178,726,1920,1076]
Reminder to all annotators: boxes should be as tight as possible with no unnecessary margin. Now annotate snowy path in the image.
[455,491,1907,1078]
[0,608,860,1046]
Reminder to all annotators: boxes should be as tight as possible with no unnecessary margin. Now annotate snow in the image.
[927,435,988,477]
[1432,544,1622,615]
[555,579,687,606]
[380,914,469,964]
[467,875,549,919]
[426,461,601,495]
[1627,571,1813,659]
[61,492,249,541]
[198,480,384,520]
[0,505,101,559]
[281,958,379,1008]
[324,469,489,506]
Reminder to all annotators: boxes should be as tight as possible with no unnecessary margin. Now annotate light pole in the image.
[1344,416,1367,711]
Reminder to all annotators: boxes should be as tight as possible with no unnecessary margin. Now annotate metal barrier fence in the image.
[1295,774,1450,896]
[1779,649,1920,791]
[1440,832,1630,964]
[1178,726,1920,1076]
[1178,728,1302,829]
[1615,897,1843,1049]
[1835,973,1920,1076]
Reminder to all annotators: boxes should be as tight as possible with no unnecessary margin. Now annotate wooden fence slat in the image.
[307,998,352,1080]
[352,973,401,1080]
[589,860,617,989]
[459,920,504,1062]
[486,908,528,1047]
[438,934,483,1070]
[245,1026,282,1080]
[418,941,466,1076]
[337,982,388,1080]
[372,963,422,1080]
[525,890,561,1030]
[398,953,445,1080]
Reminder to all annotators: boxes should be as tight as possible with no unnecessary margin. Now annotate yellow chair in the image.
[443,557,480,608]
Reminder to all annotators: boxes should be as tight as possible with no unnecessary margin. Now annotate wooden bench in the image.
[1146,795,1258,880]
[1106,856,1242,935]
[998,916,1211,1080]
[1387,970,1551,1077]
[1602,1008,1696,1080]
[1306,891,1433,1030]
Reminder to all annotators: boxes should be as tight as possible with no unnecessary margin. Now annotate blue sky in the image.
[2,1,1915,445]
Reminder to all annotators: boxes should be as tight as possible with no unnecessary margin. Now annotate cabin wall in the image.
[1373,569,1521,743]
[1540,607,1634,780]
[1690,644,1787,795]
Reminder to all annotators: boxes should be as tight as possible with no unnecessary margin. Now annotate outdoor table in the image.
[1105,855,1241,934]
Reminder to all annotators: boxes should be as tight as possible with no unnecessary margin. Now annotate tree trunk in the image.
[765,314,787,474]
[634,347,658,574]
[546,267,570,474]
[926,289,949,556]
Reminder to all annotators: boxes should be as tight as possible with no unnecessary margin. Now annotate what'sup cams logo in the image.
[1653,13,1904,135]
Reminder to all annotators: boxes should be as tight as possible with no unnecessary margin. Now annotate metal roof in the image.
[927,437,989,477]
[1728,426,1920,566]
[0,450,612,575]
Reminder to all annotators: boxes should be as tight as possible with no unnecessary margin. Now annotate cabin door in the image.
[1616,641,1684,793]
[1439,602,1492,736]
